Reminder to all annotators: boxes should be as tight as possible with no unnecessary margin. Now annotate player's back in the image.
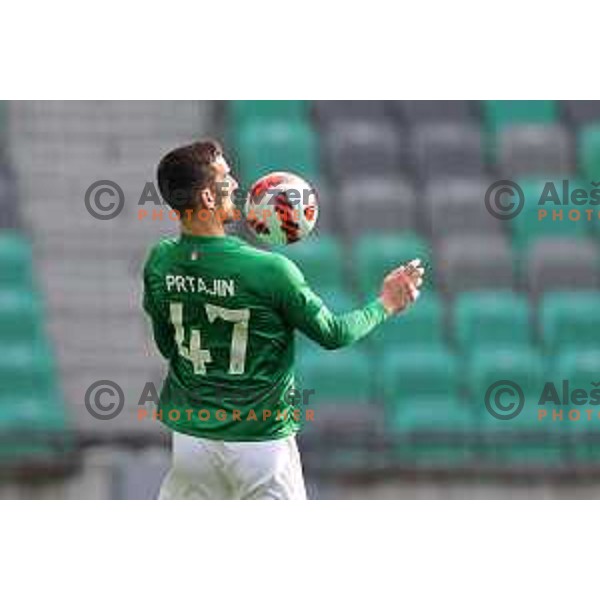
[143,233,301,442]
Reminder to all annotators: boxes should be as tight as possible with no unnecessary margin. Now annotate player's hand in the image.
[379,258,425,316]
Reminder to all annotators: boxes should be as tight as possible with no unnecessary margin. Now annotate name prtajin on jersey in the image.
[165,275,235,297]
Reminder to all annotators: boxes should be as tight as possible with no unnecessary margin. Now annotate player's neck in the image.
[181,218,226,238]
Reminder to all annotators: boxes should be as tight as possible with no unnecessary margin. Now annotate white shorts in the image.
[158,431,307,500]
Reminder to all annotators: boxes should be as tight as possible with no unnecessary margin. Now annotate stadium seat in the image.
[323,120,406,181]
[411,123,484,180]
[297,348,372,404]
[281,236,345,290]
[354,233,431,298]
[391,100,475,123]
[550,349,600,448]
[483,100,558,132]
[386,397,474,467]
[553,348,600,392]
[370,293,445,353]
[0,343,58,401]
[0,231,34,290]
[435,234,514,295]
[453,291,532,352]
[578,124,600,180]
[467,347,555,462]
[540,291,600,352]
[422,177,504,238]
[0,102,7,154]
[524,238,600,296]
[497,124,573,178]
[381,349,473,466]
[313,101,390,126]
[339,176,416,236]
[236,120,320,184]
[511,179,589,250]
[113,449,171,500]
[563,100,600,127]
[382,346,459,406]
[0,289,45,343]
[466,346,545,401]
[229,100,309,126]
[0,166,20,229]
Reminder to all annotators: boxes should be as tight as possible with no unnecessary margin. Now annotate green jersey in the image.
[142,233,388,441]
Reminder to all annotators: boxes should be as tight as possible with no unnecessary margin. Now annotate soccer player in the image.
[143,139,424,500]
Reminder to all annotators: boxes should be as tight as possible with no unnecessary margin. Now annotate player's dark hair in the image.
[156,139,223,212]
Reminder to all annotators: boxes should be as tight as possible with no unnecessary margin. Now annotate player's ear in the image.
[198,186,216,210]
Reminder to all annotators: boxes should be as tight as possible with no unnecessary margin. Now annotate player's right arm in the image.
[270,254,422,350]
[142,246,177,360]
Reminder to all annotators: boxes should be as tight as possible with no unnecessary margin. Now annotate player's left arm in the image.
[270,255,421,350]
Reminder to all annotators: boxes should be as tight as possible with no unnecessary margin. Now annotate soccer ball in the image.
[244,172,318,245]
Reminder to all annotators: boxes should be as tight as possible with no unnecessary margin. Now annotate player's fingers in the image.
[397,275,418,303]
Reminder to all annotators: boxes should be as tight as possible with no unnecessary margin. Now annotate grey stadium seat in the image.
[113,449,171,500]
[313,101,390,126]
[391,100,475,123]
[0,166,19,229]
[436,234,514,295]
[498,124,573,178]
[412,123,484,180]
[423,177,504,238]
[339,176,416,236]
[324,120,406,181]
[526,239,600,297]
[563,101,600,127]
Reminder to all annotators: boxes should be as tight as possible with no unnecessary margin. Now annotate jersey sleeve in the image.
[142,249,177,360]
[270,254,389,350]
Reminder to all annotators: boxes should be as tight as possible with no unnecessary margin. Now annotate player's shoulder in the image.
[143,236,179,269]
[243,244,298,269]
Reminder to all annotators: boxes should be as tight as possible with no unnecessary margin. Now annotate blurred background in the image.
[1,100,600,499]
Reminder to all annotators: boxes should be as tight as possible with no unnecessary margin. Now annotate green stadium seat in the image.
[540,291,600,353]
[0,340,68,464]
[381,346,469,466]
[297,348,372,405]
[236,120,320,184]
[0,232,35,290]
[578,123,600,181]
[354,233,431,298]
[382,347,458,407]
[484,101,558,132]
[0,289,45,343]
[281,236,345,290]
[553,347,600,391]
[386,396,474,466]
[229,101,309,126]
[552,349,600,461]
[511,179,590,251]
[0,344,58,401]
[370,293,444,353]
[453,291,531,352]
[471,347,562,466]
[466,347,545,401]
